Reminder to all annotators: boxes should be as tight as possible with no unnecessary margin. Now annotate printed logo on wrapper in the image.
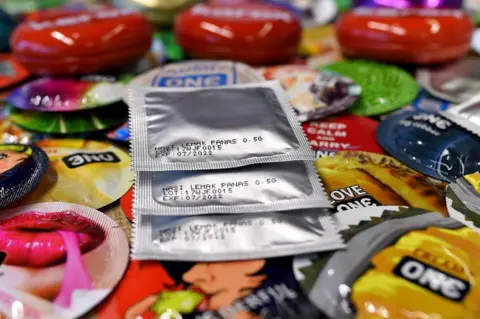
[92,258,322,319]
[260,65,361,122]
[0,144,49,208]
[0,202,129,319]
[129,81,315,171]
[135,161,330,216]
[446,172,480,232]
[377,110,480,183]
[14,139,133,209]
[314,151,447,214]
[132,211,344,261]
[302,115,384,157]
[293,206,480,319]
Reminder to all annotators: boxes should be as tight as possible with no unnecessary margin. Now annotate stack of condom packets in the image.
[128,80,344,261]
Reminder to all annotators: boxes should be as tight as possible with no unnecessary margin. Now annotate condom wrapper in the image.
[120,186,133,221]
[293,206,480,319]
[410,89,452,112]
[0,107,36,144]
[0,55,29,90]
[417,57,480,103]
[259,65,360,122]
[299,25,343,68]
[8,103,127,134]
[377,110,480,183]
[106,122,129,142]
[129,81,315,171]
[7,74,132,112]
[136,161,330,216]
[174,3,302,64]
[15,140,133,209]
[0,144,48,208]
[323,60,419,116]
[439,92,480,138]
[302,115,384,157]
[315,151,447,214]
[91,256,324,319]
[133,210,343,261]
[0,202,128,319]
[447,173,480,232]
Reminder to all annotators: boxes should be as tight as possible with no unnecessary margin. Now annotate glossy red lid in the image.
[337,8,474,46]
[11,8,153,59]
[174,3,301,63]
[337,8,474,64]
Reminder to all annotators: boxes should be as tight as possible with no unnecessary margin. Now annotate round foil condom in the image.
[302,115,384,157]
[8,103,127,134]
[15,139,133,209]
[0,202,129,319]
[410,89,452,112]
[120,185,133,221]
[0,106,36,144]
[0,144,49,208]
[314,151,447,214]
[377,109,480,183]
[447,172,480,231]
[92,257,321,319]
[293,205,480,319]
[0,54,29,90]
[7,74,132,112]
[260,65,360,121]
[323,60,419,116]
[417,57,480,103]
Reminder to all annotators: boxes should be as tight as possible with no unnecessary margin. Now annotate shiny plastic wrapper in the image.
[447,172,480,231]
[441,92,480,137]
[132,210,344,261]
[294,206,480,319]
[136,161,330,215]
[129,81,314,171]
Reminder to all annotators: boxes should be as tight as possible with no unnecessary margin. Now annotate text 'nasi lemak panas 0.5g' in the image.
[377,110,480,183]
[0,202,129,319]
[135,160,330,216]
[302,115,384,157]
[10,8,153,76]
[129,81,314,171]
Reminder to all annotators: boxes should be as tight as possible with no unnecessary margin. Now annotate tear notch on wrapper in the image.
[441,93,480,137]
[128,81,315,171]
[132,210,344,261]
[135,161,330,216]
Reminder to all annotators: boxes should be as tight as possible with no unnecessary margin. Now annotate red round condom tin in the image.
[174,3,302,64]
[10,8,153,75]
[302,114,385,157]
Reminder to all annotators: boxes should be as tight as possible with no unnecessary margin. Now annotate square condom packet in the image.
[135,161,331,216]
[441,93,480,137]
[128,81,315,171]
[132,210,344,261]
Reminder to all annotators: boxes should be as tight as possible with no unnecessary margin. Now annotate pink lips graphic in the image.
[0,210,105,268]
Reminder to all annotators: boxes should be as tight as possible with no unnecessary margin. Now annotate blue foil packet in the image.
[377,110,480,183]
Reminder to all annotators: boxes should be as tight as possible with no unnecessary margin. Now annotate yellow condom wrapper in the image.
[16,139,133,209]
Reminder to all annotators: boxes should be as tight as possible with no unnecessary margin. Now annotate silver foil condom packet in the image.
[441,93,480,137]
[135,161,330,215]
[132,210,344,261]
[128,81,314,171]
